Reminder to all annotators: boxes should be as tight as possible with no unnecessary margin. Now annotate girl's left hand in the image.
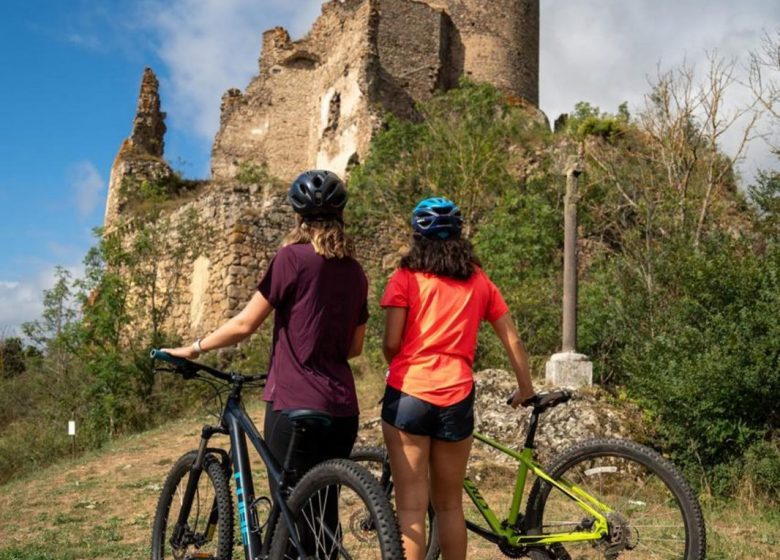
[161,346,199,360]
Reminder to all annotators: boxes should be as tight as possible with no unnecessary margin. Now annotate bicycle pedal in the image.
[549,543,571,560]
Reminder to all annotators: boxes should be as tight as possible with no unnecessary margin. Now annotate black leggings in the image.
[263,402,359,558]
[263,402,359,484]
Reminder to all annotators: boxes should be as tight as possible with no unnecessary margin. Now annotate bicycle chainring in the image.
[497,541,531,558]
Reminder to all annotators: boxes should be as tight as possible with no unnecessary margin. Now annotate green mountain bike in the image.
[352,389,706,559]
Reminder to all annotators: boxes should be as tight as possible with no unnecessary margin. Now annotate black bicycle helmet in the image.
[288,170,348,220]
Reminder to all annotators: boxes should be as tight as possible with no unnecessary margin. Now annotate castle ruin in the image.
[212,0,539,182]
[105,0,540,337]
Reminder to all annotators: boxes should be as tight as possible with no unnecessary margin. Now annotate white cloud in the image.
[0,276,45,335]
[540,0,780,181]
[87,0,777,182]
[69,161,105,218]
[139,0,322,142]
[0,265,84,337]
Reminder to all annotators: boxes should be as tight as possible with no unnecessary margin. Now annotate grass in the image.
[1,392,777,559]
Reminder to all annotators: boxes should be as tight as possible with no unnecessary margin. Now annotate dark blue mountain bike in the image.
[149,349,403,560]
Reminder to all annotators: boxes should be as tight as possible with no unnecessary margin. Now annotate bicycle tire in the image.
[350,446,441,560]
[269,458,404,559]
[525,438,706,560]
[151,451,234,560]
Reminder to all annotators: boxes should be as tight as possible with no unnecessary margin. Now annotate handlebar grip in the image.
[150,349,189,367]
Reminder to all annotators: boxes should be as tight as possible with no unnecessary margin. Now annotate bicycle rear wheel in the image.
[350,447,440,560]
[269,458,404,559]
[525,439,705,560]
[151,451,234,560]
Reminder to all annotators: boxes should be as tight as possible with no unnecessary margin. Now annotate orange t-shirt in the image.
[380,267,509,406]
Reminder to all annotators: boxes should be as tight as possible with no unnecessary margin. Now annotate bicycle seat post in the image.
[278,423,302,493]
[523,408,542,450]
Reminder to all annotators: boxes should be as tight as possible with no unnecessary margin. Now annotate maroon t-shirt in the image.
[258,243,368,416]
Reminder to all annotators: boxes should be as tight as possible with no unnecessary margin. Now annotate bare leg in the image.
[429,435,472,560]
[382,421,431,560]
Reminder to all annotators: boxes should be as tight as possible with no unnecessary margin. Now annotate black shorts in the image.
[381,384,474,442]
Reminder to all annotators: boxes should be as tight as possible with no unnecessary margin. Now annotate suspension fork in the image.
[171,425,226,546]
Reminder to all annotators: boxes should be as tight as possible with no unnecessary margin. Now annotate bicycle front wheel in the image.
[269,458,403,559]
[525,439,705,560]
[151,451,234,560]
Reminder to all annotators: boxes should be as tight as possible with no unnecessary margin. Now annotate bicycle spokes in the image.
[282,482,385,559]
[539,455,689,559]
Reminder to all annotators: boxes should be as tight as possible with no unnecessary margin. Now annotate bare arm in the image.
[163,291,274,359]
[490,313,536,408]
[383,306,408,363]
[348,323,367,359]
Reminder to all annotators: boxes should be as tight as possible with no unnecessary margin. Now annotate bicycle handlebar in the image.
[150,349,266,383]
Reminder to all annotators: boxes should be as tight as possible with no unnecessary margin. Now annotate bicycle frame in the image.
[174,388,308,559]
[462,430,612,548]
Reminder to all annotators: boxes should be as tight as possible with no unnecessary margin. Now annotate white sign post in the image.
[68,420,76,455]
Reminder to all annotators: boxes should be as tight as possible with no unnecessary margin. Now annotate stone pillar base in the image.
[545,351,593,388]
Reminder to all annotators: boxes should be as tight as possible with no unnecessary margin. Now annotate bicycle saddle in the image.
[283,409,333,427]
[533,389,572,412]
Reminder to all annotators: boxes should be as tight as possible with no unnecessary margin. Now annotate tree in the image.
[22,266,78,350]
[0,336,26,378]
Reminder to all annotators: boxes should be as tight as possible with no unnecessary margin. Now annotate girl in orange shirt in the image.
[381,197,536,560]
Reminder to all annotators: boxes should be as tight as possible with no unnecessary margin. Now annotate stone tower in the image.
[104,67,172,226]
[420,0,539,105]
[210,0,540,183]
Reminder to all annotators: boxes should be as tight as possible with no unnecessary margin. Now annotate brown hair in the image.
[282,216,355,259]
[400,234,481,280]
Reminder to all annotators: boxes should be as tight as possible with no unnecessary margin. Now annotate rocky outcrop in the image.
[357,369,654,469]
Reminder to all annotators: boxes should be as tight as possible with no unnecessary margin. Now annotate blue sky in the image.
[1,0,779,334]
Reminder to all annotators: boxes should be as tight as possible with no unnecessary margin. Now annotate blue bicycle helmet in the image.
[411,197,463,239]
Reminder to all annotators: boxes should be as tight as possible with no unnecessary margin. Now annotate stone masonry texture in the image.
[105,1,540,339]
[211,0,539,183]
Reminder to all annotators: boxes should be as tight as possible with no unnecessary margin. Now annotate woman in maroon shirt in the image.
[163,169,369,486]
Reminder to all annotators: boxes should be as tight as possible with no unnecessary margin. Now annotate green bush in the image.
[744,440,780,502]
[617,237,780,484]
[472,176,562,370]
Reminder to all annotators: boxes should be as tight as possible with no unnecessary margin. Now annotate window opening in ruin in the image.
[324,92,341,136]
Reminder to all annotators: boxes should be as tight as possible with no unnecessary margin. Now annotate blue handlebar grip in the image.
[150,349,188,367]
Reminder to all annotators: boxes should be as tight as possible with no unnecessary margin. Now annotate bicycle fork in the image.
[171,425,228,549]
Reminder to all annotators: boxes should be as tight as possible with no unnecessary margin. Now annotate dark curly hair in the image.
[400,234,482,280]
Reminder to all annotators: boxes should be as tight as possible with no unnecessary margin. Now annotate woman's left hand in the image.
[161,346,199,360]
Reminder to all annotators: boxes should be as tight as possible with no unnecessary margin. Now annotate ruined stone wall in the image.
[160,183,294,337]
[105,68,171,227]
[160,181,293,336]
[105,1,542,340]
[211,0,377,183]
[421,0,539,105]
[210,0,537,183]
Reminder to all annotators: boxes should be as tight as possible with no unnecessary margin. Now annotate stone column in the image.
[546,149,593,388]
